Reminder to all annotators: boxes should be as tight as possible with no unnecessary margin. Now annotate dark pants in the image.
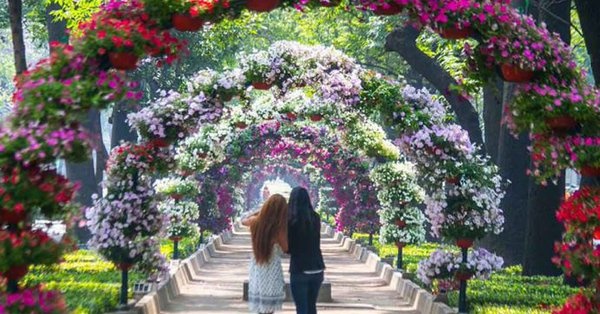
[290,272,324,314]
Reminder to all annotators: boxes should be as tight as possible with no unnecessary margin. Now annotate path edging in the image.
[323,223,457,314]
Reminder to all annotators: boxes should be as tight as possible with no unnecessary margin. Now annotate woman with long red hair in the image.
[242,194,289,314]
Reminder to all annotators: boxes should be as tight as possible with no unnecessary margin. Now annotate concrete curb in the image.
[333,232,457,314]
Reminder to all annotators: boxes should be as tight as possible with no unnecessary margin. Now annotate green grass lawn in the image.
[352,233,582,313]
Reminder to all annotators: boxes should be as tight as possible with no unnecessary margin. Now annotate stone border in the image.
[132,228,234,314]
[322,223,456,314]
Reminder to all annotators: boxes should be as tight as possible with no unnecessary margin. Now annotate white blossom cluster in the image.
[417,248,504,285]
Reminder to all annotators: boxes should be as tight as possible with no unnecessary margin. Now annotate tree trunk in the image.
[8,0,26,74]
[45,2,68,46]
[522,0,570,276]
[482,77,504,163]
[385,26,484,149]
[574,0,600,84]
[111,102,138,148]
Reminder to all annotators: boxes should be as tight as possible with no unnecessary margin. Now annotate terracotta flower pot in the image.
[395,241,405,249]
[439,26,473,40]
[117,263,133,271]
[109,52,138,71]
[456,238,474,249]
[446,177,460,185]
[220,93,234,102]
[0,208,26,225]
[286,112,297,121]
[235,122,247,129]
[546,116,577,133]
[246,0,280,12]
[172,14,204,32]
[580,166,600,177]
[150,138,170,148]
[310,114,323,122]
[3,265,29,281]
[170,236,182,242]
[373,3,403,15]
[454,271,473,281]
[170,193,183,201]
[395,219,407,228]
[252,81,272,90]
[197,152,208,158]
[500,64,534,83]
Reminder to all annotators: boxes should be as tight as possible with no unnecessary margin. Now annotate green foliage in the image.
[160,235,199,260]
[22,250,144,314]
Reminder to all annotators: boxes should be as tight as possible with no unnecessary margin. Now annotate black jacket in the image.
[287,212,325,274]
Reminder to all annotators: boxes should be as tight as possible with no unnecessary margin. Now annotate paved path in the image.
[162,226,420,313]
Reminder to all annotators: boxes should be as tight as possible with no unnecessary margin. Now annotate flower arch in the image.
[2,0,598,311]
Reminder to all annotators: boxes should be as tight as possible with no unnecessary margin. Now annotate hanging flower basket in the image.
[172,14,204,32]
[373,3,403,15]
[150,138,170,148]
[169,236,182,242]
[395,219,407,228]
[446,176,460,185]
[439,26,473,40]
[454,271,474,281]
[310,114,323,122]
[395,241,405,249]
[252,82,272,90]
[3,264,29,281]
[456,238,474,249]
[580,166,600,177]
[286,112,297,121]
[246,0,280,12]
[500,64,535,83]
[108,52,138,71]
[117,263,133,271]
[235,122,248,129]
[0,208,27,225]
[546,116,578,133]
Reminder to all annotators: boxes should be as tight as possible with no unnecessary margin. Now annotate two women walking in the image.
[242,187,325,314]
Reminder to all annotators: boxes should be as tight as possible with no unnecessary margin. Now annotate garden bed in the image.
[352,233,581,313]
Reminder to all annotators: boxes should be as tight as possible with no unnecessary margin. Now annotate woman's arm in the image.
[241,212,258,227]
[278,229,289,253]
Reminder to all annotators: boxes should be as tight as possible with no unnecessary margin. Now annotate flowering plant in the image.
[0,286,68,314]
[143,0,228,27]
[106,142,173,179]
[417,248,503,286]
[344,118,400,160]
[554,188,600,282]
[0,230,70,277]
[154,177,198,199]
[158,200,200,238]
[241,51,275,84]
[175,126,224,172]
[552,291,600,314]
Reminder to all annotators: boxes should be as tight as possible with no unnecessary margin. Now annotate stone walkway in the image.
[161,225,420,313]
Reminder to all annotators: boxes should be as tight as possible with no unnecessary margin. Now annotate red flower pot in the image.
[117,263,133,271]
[395,241,405,249]
[0,208,27,225]
[580,166,600,177]
[197,152,208,158]
[456,238,474,249]
[373,3,403,15]
[252,81,272,90]
[286,112,297,121]
[172,14,204,32]
[446,177,460,185]
[150,138,170,148]
[454,271,473,281]
[439,26,473,40]
[3,265,29,281]
[220,93,234,102]
[546,116,577,133]
[109,52,138,71]
[319,0,341,7]
[247,0,280,12]
[170,236,182,242]
[310,114,323,122]
[395,219,406,228]
[235,122,247,129]
[500,64,534,83]
[170,193,183,201]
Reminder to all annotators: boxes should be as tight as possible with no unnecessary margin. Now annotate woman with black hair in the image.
[287,187,325,314]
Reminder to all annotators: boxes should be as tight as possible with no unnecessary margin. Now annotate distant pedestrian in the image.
[262,186,271,200]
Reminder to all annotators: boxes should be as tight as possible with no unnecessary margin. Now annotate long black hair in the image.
[288,186,317,231]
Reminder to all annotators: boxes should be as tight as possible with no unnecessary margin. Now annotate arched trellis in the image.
[3,0,598,310]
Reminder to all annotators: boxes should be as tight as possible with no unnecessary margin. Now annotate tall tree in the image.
[574,0,600,85]
[8,0,26,73]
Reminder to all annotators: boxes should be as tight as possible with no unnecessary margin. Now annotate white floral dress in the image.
[248,244,285,313]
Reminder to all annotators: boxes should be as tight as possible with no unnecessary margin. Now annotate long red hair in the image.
[250,194,288,264]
